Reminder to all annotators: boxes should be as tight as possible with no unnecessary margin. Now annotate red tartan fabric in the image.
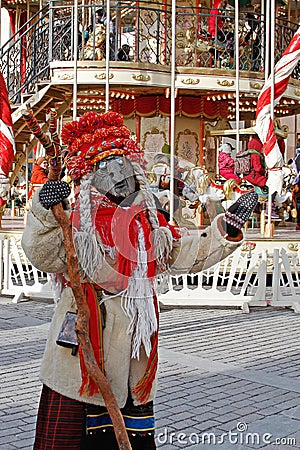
[34,385,156,450]
[34,385,85,449]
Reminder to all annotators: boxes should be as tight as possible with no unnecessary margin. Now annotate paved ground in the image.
[0,296,300,449]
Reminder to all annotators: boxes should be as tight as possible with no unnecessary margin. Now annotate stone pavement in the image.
[0,296,300,450]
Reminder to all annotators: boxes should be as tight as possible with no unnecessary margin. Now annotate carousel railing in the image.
[0,5,50,103]
[0,1,299,104]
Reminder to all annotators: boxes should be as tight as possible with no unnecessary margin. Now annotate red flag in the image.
[0,71,15,206]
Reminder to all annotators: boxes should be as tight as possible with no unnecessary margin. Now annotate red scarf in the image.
[73,192,180,402]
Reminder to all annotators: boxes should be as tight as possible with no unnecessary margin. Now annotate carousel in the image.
[0,0,300,309]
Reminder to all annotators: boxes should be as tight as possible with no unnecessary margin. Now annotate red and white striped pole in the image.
[255,26,300,195]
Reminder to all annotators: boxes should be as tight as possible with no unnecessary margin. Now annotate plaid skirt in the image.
[34,385,156,450]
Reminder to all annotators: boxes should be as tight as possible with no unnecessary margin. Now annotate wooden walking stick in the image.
[22,109,132,450]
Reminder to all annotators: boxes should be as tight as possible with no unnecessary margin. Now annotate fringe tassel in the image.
[50,273,63,304]
[152,226,173,270]
[132,331,158,404]
[122,276,157,358]
[73,174,111,282]
[73,230,105,281]
[78,347,101,397]
[121,224,157,359]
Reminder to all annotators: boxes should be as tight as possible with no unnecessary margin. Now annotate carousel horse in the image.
[147,161,171,208]
[179,168,227,227]
[221,178,254,210]
[182,167,225,204]
[83,24,106,60]
[272,165,295,224]
[147,162,171,188]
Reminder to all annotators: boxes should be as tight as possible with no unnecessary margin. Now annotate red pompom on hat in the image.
[248,137,263,153]
[61,111,144,183]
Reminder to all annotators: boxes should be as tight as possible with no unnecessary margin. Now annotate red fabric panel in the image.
[112,96,228,119]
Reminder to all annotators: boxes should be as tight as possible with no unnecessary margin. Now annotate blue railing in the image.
[0,1,299,103]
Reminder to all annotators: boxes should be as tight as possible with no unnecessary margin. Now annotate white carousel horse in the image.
[179,168,227,227]
[221,178,254,210]
[146,161,176,217]
[181,167,225,204]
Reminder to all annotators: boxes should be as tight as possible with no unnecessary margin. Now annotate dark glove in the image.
[223,192,258,237]
[39,180,71,210]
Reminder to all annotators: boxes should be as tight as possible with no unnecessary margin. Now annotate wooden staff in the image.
[22,109,132,450]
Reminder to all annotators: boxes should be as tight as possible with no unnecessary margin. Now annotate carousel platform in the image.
[244,223,300,255]
[0,214,299,261]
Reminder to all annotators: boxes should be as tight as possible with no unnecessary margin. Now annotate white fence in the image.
[1,234,300,313]
[0,233,52,303]
[158,245,300,313]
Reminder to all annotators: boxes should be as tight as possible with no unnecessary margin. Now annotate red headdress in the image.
[61,111,144,183]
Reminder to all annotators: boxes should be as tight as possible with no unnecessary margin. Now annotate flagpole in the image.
[105,0,111,111]
[264,0,269,83]
[73,0,79,120]
[0,1,2,46]
[169,0,176,223]
[266,0,275,237]
[25,145,29,205]
[234,0,240,152]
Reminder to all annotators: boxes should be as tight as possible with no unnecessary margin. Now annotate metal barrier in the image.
[0,233,299,313]
[0,233,52,303]
[271,248,300,313]
[158,246,300,314]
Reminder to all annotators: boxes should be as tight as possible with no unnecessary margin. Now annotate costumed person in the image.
[21,111,258,450]
[28,156,49,199]
[218,142,241,184]
[244,137,280,219]
[243,137,267,187]
[95,8,115,60]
